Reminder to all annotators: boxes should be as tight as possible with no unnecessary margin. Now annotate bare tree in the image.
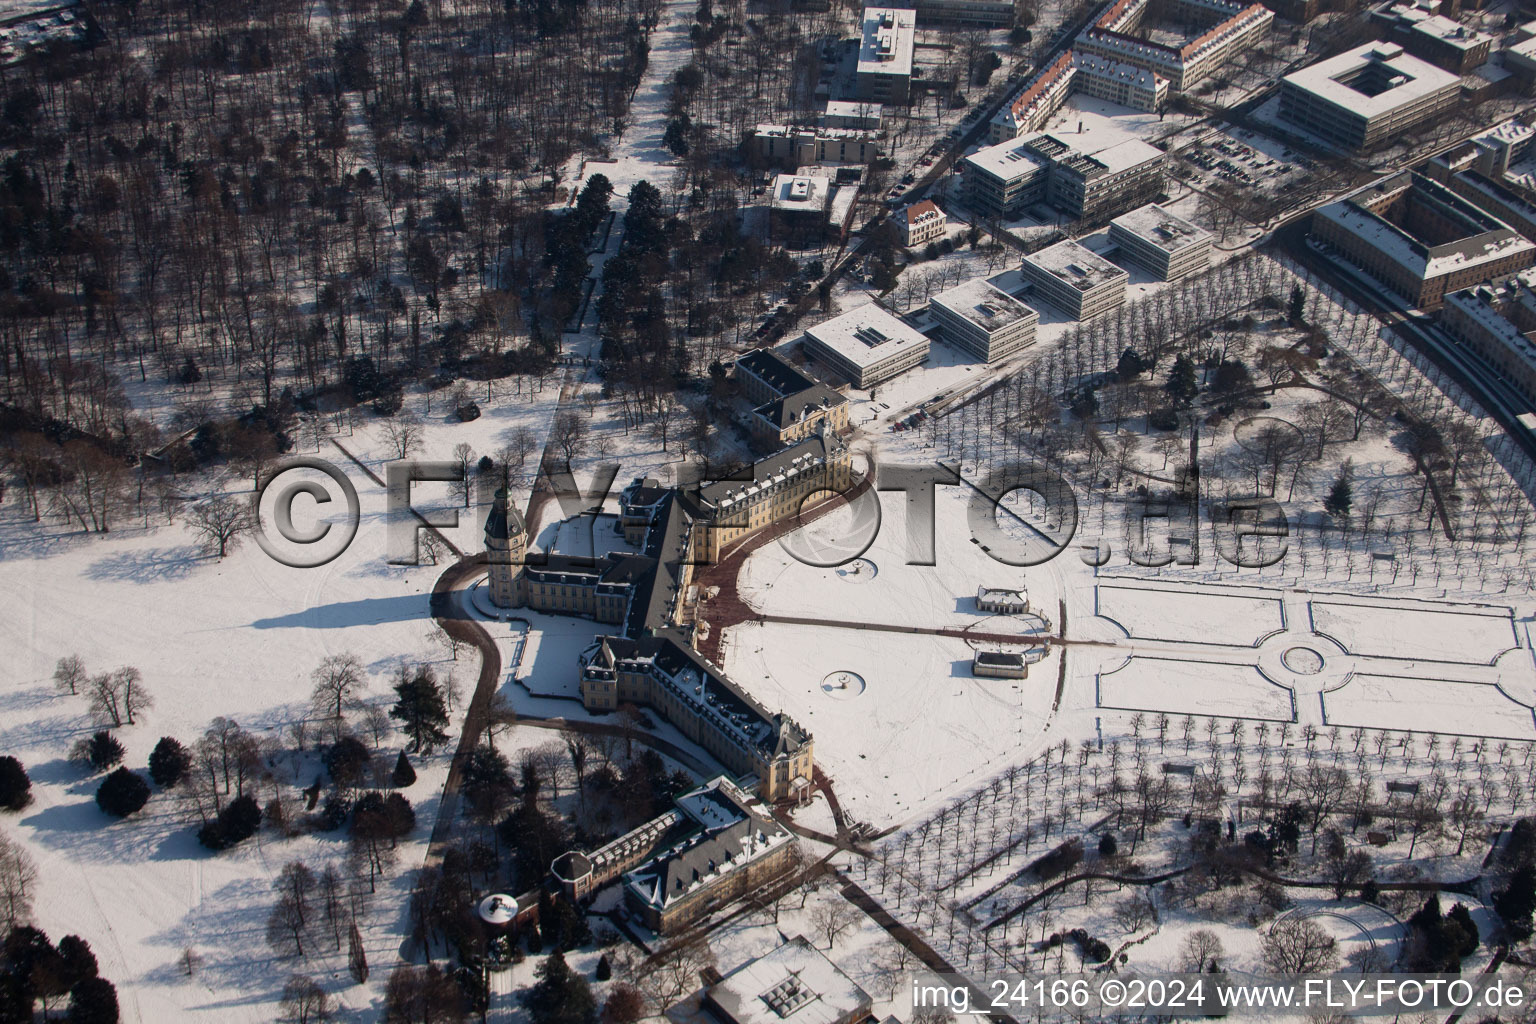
[452,443,475,507]
[87,668,149,727]
[53,654,87,696]
[1262,917,1339,974]
[551,411,589,468]
[188,495,252,558]
[382,415,424,460]
[117,667,153,725]
[634,937,716,1012]
[279,974,332,1022]
[310,654,366,739]
[809,900,859,949]
[1179,929,1224,972]
[0,832,37,930]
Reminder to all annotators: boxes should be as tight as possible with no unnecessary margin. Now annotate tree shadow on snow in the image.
[84,544,204,583]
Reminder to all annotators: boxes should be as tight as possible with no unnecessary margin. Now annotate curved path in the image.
[424,554,502,865]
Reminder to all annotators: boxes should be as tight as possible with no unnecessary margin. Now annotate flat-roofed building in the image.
[965,132,1164,223]
[1311,171,1536,309]
[910,0,1018,24]
[1108,202,1213,281]
[855,8,917,104]
[1278,42,1461,152]
[751,125,882,169]
[963,137,1053,217]
[897,199,947,246]
[803,303,931,387]
[1019,239,1129,320]
[768,173,834,244]
[930,278,1039,361]
[1440,268,1536,404]
[701,937,873,1024]
[1505,37,1536,87]
[822,100,885,130]
[973,650,1028,678]
[1371,2,1493,72]
[1046,138,1167,223]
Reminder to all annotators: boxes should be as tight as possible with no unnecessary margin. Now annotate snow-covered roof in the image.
[932,278,1039,334]
[965,136,1054,180]
[898,198,944,227]
[770,173,833,214]
[1023,239,1129,292]
[623,785,794,913]
[1281,42,1460,119]
[856,8,915,79]
[1445,271,1536,371]
[1317,172,1535,279]
[804,302,931,370]
[823,100,883,120]
[703,937,873,1024]
[1110,202,1212,254]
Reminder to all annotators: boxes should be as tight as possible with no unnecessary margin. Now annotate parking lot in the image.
[1177,132,1309,192]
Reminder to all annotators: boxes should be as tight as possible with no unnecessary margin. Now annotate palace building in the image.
[484,429,854,802]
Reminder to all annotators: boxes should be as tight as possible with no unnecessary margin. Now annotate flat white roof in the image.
[932,278,1039,333]
[770,173,832,213]
[966,137,1053,179]
[966,131,1161,181]
[857,8,916,79]
[804,302,930,369]
[1087,138,1165,174]
[824,100,883,117]
[1281,42,1460,119]
[1023,239,1129,291]
[1110,202,1212,253]
[705,937,871,1024]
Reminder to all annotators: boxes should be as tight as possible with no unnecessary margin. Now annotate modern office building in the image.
[1310,171,1536,309]
[1277,42,1461,152]
[855,8,917,104]
[803,302,931,387]
[964,132,1165,223]
[930,278,1040,361]
[700,937,873,1024]
[1019,239,1129,320]
[1370,2,1493,72]
[1108,202,1214,281]
[1439,268,1536,404]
